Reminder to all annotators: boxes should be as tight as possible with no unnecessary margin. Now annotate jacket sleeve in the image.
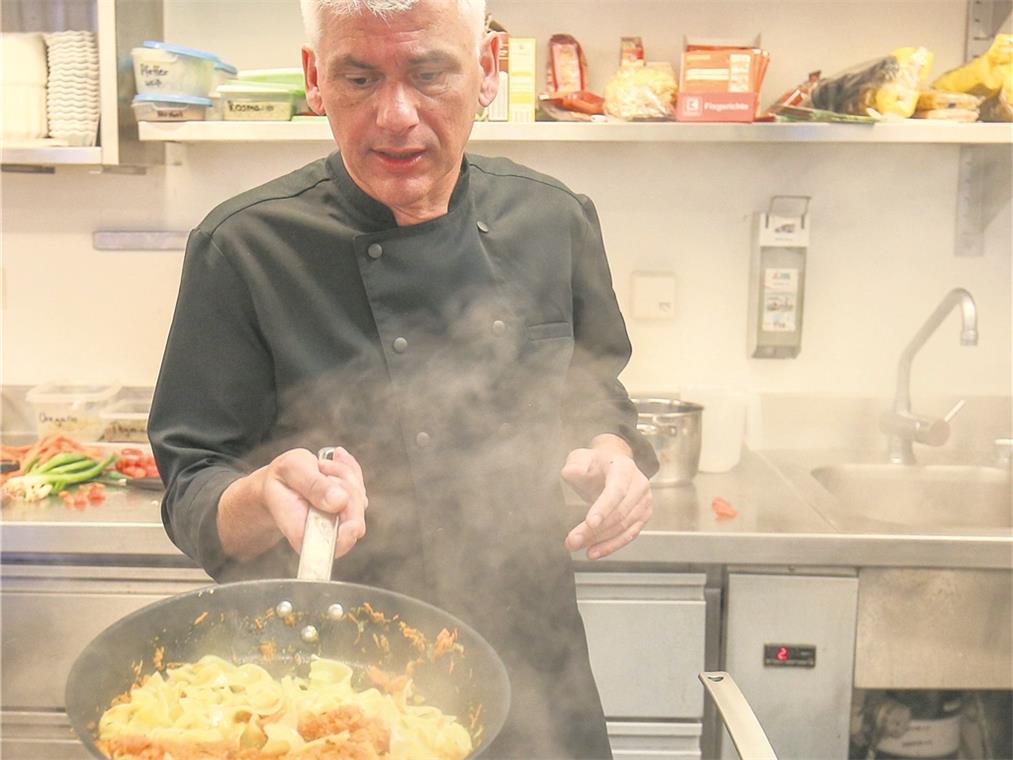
[563,196,659,478]
[148,228,278,578]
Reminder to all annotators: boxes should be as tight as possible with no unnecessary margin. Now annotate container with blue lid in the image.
[131,93,212,121]
[141,40,220,62]
[131,41,219,98]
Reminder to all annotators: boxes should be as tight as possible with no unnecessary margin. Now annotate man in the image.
[149,0,657,756]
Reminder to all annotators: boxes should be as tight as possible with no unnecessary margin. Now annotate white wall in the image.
[2,1,1010,412]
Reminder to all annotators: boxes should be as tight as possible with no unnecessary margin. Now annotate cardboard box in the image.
[508,37,536,122]
[676,34,767,122]
[676,91,759,123]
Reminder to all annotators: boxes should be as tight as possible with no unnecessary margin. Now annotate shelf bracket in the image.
[955,144,1012,257]
[966,0,1012,59]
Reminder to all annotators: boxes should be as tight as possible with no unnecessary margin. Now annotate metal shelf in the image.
[1,145,103,166]
[137,119,1013,145]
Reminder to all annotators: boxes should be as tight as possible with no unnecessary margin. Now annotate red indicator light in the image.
[777,647,789,661]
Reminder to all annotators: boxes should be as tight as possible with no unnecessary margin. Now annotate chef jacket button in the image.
[367,243,383,259]
[393,336,408,353]
[498,422,514,437]
[416,431,431,448]
[491,319,506,336]
[476,221,490,233]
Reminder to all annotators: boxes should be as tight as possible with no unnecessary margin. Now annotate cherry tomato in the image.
[128,466,147,479]
[144,465,160,478]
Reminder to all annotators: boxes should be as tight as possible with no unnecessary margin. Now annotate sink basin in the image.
[810,463,1012,532]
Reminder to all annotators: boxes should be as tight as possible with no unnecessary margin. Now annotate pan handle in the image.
[699,671,778,760]
[296,447,340,581]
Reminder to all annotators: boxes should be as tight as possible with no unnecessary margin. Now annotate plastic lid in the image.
[217,82,295,96]
[27,382,121,404]
[215,61,238,75]
[238,67,304,84]
[133,93,213,106]
[142,40,220,62]
[100,397,152,418]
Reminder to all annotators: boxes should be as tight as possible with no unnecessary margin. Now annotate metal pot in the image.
[636,401,703,486]
[65,579,511,758]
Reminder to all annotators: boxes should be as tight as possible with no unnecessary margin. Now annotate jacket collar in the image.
[325,151,471,232]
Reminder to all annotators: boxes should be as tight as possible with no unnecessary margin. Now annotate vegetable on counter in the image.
[0,434,161,505]
[2,451,116,502]
[114,447,160,480]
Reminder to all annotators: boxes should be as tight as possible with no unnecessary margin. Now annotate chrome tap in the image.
[879,288,978,464]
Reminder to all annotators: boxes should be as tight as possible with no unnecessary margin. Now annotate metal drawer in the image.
[608,721,702,759]
[577,572,707,720]
[1,565,210,709]
[1,711,90,760]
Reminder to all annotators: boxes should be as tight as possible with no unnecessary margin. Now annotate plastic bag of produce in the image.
[807,46,934,118]
[932,33,1012,98]
[604,61,678,120]
[979,83,1013,122]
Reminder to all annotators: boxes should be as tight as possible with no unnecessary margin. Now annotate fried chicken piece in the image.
[298,704,389,755]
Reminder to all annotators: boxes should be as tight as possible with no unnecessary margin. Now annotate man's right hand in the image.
[217,446,368,563]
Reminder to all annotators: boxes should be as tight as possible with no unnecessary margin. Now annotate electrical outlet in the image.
[631,271,677,320]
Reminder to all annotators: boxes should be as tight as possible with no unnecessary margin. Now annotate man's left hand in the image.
[562,434,653,560]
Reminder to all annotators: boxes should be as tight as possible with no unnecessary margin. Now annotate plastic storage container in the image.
[238,67,307,113]
[218,82,294,120]
[99,397,151,442]
[26,383,121,441]
[131,93,211,121]
[131,41,217,97]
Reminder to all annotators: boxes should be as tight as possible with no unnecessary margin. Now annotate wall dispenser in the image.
[748,195,810,358]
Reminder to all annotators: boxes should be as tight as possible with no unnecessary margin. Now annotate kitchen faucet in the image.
[879,288,978,465]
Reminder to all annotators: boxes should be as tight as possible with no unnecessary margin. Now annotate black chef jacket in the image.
[150,151,658,760]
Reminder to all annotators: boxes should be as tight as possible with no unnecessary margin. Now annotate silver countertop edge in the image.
[2,448,1009,569]
[588,530,1013,569]
[2,521,1010,570]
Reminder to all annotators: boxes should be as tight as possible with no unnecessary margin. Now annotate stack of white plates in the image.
[44,30,99,147]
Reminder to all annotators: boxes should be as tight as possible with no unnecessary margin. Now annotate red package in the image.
[547,34,588,94]
[561,89,605,114]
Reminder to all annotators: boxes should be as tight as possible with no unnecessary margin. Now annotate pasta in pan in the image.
[97,655,473,760]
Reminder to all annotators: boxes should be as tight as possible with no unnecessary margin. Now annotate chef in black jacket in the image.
[149,0,657,757]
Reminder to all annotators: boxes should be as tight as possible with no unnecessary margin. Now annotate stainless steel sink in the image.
[810,463,1012,532]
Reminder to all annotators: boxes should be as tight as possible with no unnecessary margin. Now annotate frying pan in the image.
[65,449,511,758]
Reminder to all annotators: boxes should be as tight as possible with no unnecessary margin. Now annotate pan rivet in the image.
[301,625,320,643]
[276,601,293,616]
[327,603,344,620]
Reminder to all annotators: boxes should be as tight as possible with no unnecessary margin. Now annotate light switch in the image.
[631,271,677,320]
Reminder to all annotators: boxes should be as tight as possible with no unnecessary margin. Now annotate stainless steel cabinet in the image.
[721,572,859,760]
[1,564,210,759]
[577,572,709,759]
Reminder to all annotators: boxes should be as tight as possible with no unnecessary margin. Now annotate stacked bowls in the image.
[44,30,100,146]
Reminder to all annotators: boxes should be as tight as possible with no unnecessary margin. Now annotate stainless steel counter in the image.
[2,448,1010,569]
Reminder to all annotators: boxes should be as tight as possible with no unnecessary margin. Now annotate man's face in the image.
[303,0,498,222]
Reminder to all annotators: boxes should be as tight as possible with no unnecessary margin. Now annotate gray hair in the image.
[300,0,487,51]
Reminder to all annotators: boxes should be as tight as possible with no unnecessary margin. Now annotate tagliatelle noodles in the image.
[97,654,473,759]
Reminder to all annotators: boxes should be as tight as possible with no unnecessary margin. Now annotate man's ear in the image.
[477,31,500,108]
[303,45,325,115]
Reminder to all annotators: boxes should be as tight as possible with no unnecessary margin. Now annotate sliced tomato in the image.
[144,465,160,478]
